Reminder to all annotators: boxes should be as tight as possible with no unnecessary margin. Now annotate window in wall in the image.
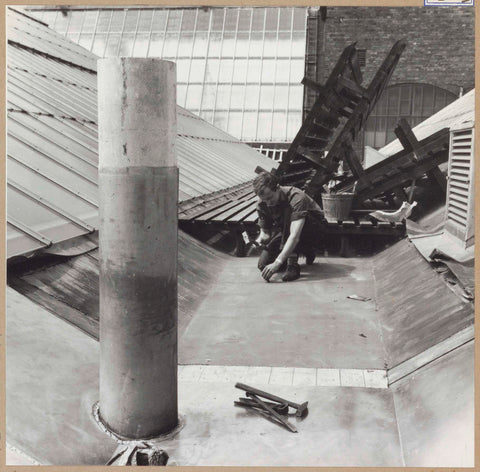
[279,8,292,31]
[287,111,302,138]
[119,33,135,56]
[275,59,290,82]
[235,33,250,57]
[52,11,70,33]
[261,59,276,82]
[205,59,220,82]
[151,10,167,31]
[66,32,80,43]
[227,111,243,135]
[104,33,121,56]
[251,9,265,30]
[221,33,235,57]
[271,111,287,140]
[177,84,187,107]
[273,85,289,109]
[224,9,238,31]
[244,84,260,109]
[196,9,210,31]
[185,84,203,110]
[246,58,262,82]
[78,33,94,51]
[257,112,273,140]
[288,85,303,109]
[148,33,164,56]
[249,33,263,57]
[232,59,248,82]
[68,10,85,33]
[293,8,306,31]
[265,8,279,31]
[42,11,58,28]
[218,59,234,82]
[138,10,153,32]
[238,9,251,31]
[162,33,179,58]
[173,58,189,80]
[124,10,139,32]
[211,9,225,31]
[364,83,457,149]
[189,59,206,82]
[213,111,228,130]
[242,111,258,140]
[230,85,245,109]
[91,33,107,56]
[132,34,149,56]
[181,9,196,31]
[216,84,231,107]
[109,10,125,33]
[263,32,277,57]
[83,11,99,32]
[259,85,274,109]
[201,84,217,110]
[177,34,194,57]
[29,6,307,144]
[277,32,292,58]
[192,33,208,57]
[166,10,182,32]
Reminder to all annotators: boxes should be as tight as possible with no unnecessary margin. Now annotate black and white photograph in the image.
[4,2,476,467]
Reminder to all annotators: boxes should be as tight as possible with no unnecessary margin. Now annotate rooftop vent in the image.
[444,120,475,248]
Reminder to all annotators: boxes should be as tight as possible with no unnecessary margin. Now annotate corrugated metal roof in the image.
[7,7,97,71]
[6,7,276,259]
[380,89,475,157]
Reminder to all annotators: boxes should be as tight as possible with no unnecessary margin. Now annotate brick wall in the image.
[304,6,474,161]
[320,6,474,95]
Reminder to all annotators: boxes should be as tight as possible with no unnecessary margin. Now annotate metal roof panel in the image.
[7,8,277,259]
[7,8,97,71]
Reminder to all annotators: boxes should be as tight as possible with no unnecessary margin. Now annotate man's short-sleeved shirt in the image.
[256,186,322,232]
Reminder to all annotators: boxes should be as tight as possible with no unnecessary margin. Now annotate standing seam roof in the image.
[7,8,277,259]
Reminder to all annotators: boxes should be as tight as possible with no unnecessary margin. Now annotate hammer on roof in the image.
[235,382,309,418]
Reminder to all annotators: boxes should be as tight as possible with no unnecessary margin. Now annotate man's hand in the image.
[261,260,283,282]
[256,229,271,246]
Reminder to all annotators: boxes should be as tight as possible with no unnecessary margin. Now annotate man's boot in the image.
[304,248,316,265]
[282,255,301,282]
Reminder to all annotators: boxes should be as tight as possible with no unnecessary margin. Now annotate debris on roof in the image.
[178,40,409,241]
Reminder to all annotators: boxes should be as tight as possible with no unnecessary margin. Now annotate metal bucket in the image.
[322,192,354,221]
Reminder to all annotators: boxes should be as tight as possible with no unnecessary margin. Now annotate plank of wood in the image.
[427,166,447,192]
[194,194,257,221]
[198,195,259,222]
[394,118,420,157]
[336,76,369,100]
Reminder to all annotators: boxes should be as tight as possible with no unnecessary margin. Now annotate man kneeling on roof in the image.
[253,171,323,282]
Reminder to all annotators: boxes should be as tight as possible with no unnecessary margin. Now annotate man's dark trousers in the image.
[257,217,321,270]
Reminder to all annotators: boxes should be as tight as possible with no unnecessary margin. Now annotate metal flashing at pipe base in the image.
[92,402,185,444]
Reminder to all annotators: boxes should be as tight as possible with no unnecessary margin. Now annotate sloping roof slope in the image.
[380,88,474,157]
[6,7,276,259]
[373,238,473,368]
[8,231,229,340]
